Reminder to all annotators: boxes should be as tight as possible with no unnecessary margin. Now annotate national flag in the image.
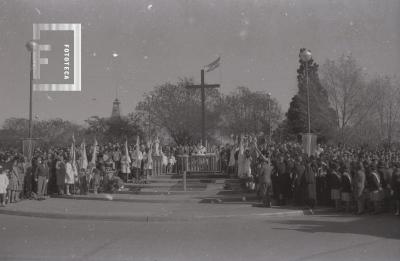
[204,56,221,72]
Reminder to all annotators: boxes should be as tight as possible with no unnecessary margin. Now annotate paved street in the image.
[0,213,399,261]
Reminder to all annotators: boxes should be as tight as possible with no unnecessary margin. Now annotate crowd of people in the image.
[1,136,400,217]
[0,138,181,206]
[219,136,400,216]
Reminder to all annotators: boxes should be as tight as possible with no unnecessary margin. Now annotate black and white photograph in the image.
[0,0,399,260]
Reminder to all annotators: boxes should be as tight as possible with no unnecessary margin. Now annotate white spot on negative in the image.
[112,52,119,58]
[147,4,153,10]
[239,30,248,40]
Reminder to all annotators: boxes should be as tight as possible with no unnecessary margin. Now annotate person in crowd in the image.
[274,154,288,205]
[341,165,352,212]
[92,168,101,194]
[79,168,89,195]
[0,165,9,207]
[65,157,75,196]
[316,161,329,206]
[131,144,143,183]
[391,164,400,215]
[381,161,393,210]
[8,159,21,203]
[24,157,33,199]
[143,143,153,182]
[328,162,342,210]
[228,144,236,178]
[167,151,176,174]
[16,158,25,200]
[55,155,66,195]
[304,160,317,211]
[353,161,366,215]
[113,147,121,171]
[293,155,306,206]
[120,153,131,183]
[368,164,383,214]
[34,157,49,200]
[258,155,273,207]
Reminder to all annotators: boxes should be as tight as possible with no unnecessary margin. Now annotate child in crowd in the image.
[167,152,176,174]
[0,165,9,207]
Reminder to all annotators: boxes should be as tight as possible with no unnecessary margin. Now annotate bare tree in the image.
[371,75,400,147]
[321,54,375,143]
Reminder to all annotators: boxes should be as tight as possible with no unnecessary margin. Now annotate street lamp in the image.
[26,40,38,140]
[299,49,312,134]
[266,92,272,143]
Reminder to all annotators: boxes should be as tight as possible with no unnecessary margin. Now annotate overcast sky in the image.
[0,0,399,125]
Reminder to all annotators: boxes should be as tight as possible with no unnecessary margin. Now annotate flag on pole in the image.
[80,141,88,170]
[91,138,98,165]
[125,139,131,164]
[204,56,221,72]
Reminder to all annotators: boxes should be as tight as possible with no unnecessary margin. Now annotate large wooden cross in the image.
[187,69,220,146]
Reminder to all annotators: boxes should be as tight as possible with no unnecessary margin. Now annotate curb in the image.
[0,207,334,223]
[50,195,199,204]
[49,194,260,204]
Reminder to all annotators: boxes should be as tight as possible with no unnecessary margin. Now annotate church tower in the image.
[111,98,121,118]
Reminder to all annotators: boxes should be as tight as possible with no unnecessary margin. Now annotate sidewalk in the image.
[0,197,333,222]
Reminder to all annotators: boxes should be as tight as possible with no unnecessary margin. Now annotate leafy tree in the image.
[220,86,281,138]
[0,118,84,148]
[286,49,337,142]
[135,78,221,145]
[85,116,143,144]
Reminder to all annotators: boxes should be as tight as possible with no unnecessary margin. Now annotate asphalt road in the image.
[0,213,399,261]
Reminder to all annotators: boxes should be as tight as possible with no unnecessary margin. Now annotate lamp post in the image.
[26,40,37,140]
[299,49,312,134]
[147,94,154,142]
[267,92,272,143]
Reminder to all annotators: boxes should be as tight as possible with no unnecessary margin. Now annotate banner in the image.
[22,138,39,162]
[302,133,317,156]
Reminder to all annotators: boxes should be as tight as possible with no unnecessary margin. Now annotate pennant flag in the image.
[70,134,78,179]
[125,139,131,163]
[136,136,140,152]
[80,141,88,170]
[204,56,221,72]
[91,138,98,165]
[70,135,75,162]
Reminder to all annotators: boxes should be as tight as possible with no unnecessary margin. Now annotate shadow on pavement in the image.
[269,213,400,240]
